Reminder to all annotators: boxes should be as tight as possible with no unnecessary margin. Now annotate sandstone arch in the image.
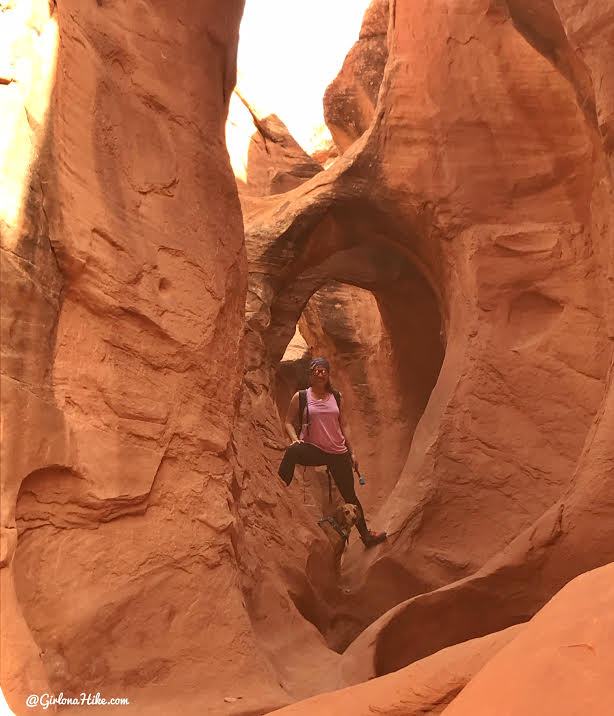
[234,0,613,697]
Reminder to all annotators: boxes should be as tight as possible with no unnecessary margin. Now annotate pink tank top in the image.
[299,388,347,454]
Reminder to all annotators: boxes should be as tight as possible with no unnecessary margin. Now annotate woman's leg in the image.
[326,451,370,540]
[278,442,329,486]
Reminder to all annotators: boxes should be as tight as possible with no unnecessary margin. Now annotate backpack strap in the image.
[299,388,339,438]
[298,389,309,436]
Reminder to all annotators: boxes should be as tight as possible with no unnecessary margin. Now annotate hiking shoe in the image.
[362,530,387,548]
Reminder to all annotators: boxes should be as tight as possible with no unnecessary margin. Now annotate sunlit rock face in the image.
[324,0,389,153]
[0,0,59,235]
[438,564,614,716]
[226,90,323,196]
[1,1,261,712]
[1,1,62,706]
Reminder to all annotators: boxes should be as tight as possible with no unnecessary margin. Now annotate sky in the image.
[236,0,372,152]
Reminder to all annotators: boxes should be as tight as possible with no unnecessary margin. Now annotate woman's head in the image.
[310,357,332,391]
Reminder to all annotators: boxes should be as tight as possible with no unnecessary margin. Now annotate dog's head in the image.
[334,503,360,531]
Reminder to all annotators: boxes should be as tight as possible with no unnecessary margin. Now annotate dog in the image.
[318,503,360,576]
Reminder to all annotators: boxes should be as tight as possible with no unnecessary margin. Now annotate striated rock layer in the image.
[1,1,267,713]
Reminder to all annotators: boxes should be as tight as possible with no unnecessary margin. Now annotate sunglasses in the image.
[312,367,329,375]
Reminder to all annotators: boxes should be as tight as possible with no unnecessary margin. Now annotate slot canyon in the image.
[1,1,613,715]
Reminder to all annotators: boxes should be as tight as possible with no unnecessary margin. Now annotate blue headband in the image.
[310,358,330,371]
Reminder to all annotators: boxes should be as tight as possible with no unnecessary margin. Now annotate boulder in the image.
[443,563,614,715]
[269,624,524,715]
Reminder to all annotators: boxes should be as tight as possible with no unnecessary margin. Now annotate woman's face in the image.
[311,365,329,387]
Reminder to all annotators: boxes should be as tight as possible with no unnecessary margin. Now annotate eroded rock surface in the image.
[236,0,614,700]
[324,0,389,152]
[442,563,614,715]
[227,89,323,197]
[270,563,614,715]
[269,624,524,716]
[1,1,268,713]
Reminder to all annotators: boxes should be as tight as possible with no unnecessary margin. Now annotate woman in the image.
[278,357,387,548]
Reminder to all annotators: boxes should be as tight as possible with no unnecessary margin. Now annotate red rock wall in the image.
[442,564,614,716]
[236,0,613,699]
[364,0,612,583]
[1,2,264,712]
[324,0,389,152]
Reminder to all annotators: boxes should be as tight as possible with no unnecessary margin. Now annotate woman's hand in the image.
[291,438,303,446]
[352,456,359,472]
[285,393,303,445]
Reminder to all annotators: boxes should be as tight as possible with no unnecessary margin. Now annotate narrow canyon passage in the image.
[275,265,444,516]
[269,274,444,652]
[276,280,440,520]
[235,195,449,663]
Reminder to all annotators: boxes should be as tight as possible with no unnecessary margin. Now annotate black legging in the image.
[278,442,369,539]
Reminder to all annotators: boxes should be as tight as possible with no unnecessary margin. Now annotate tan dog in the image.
[318,503,360,575]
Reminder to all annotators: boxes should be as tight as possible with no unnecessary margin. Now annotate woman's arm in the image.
[284,392,302,444]
[338,392,359,471]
